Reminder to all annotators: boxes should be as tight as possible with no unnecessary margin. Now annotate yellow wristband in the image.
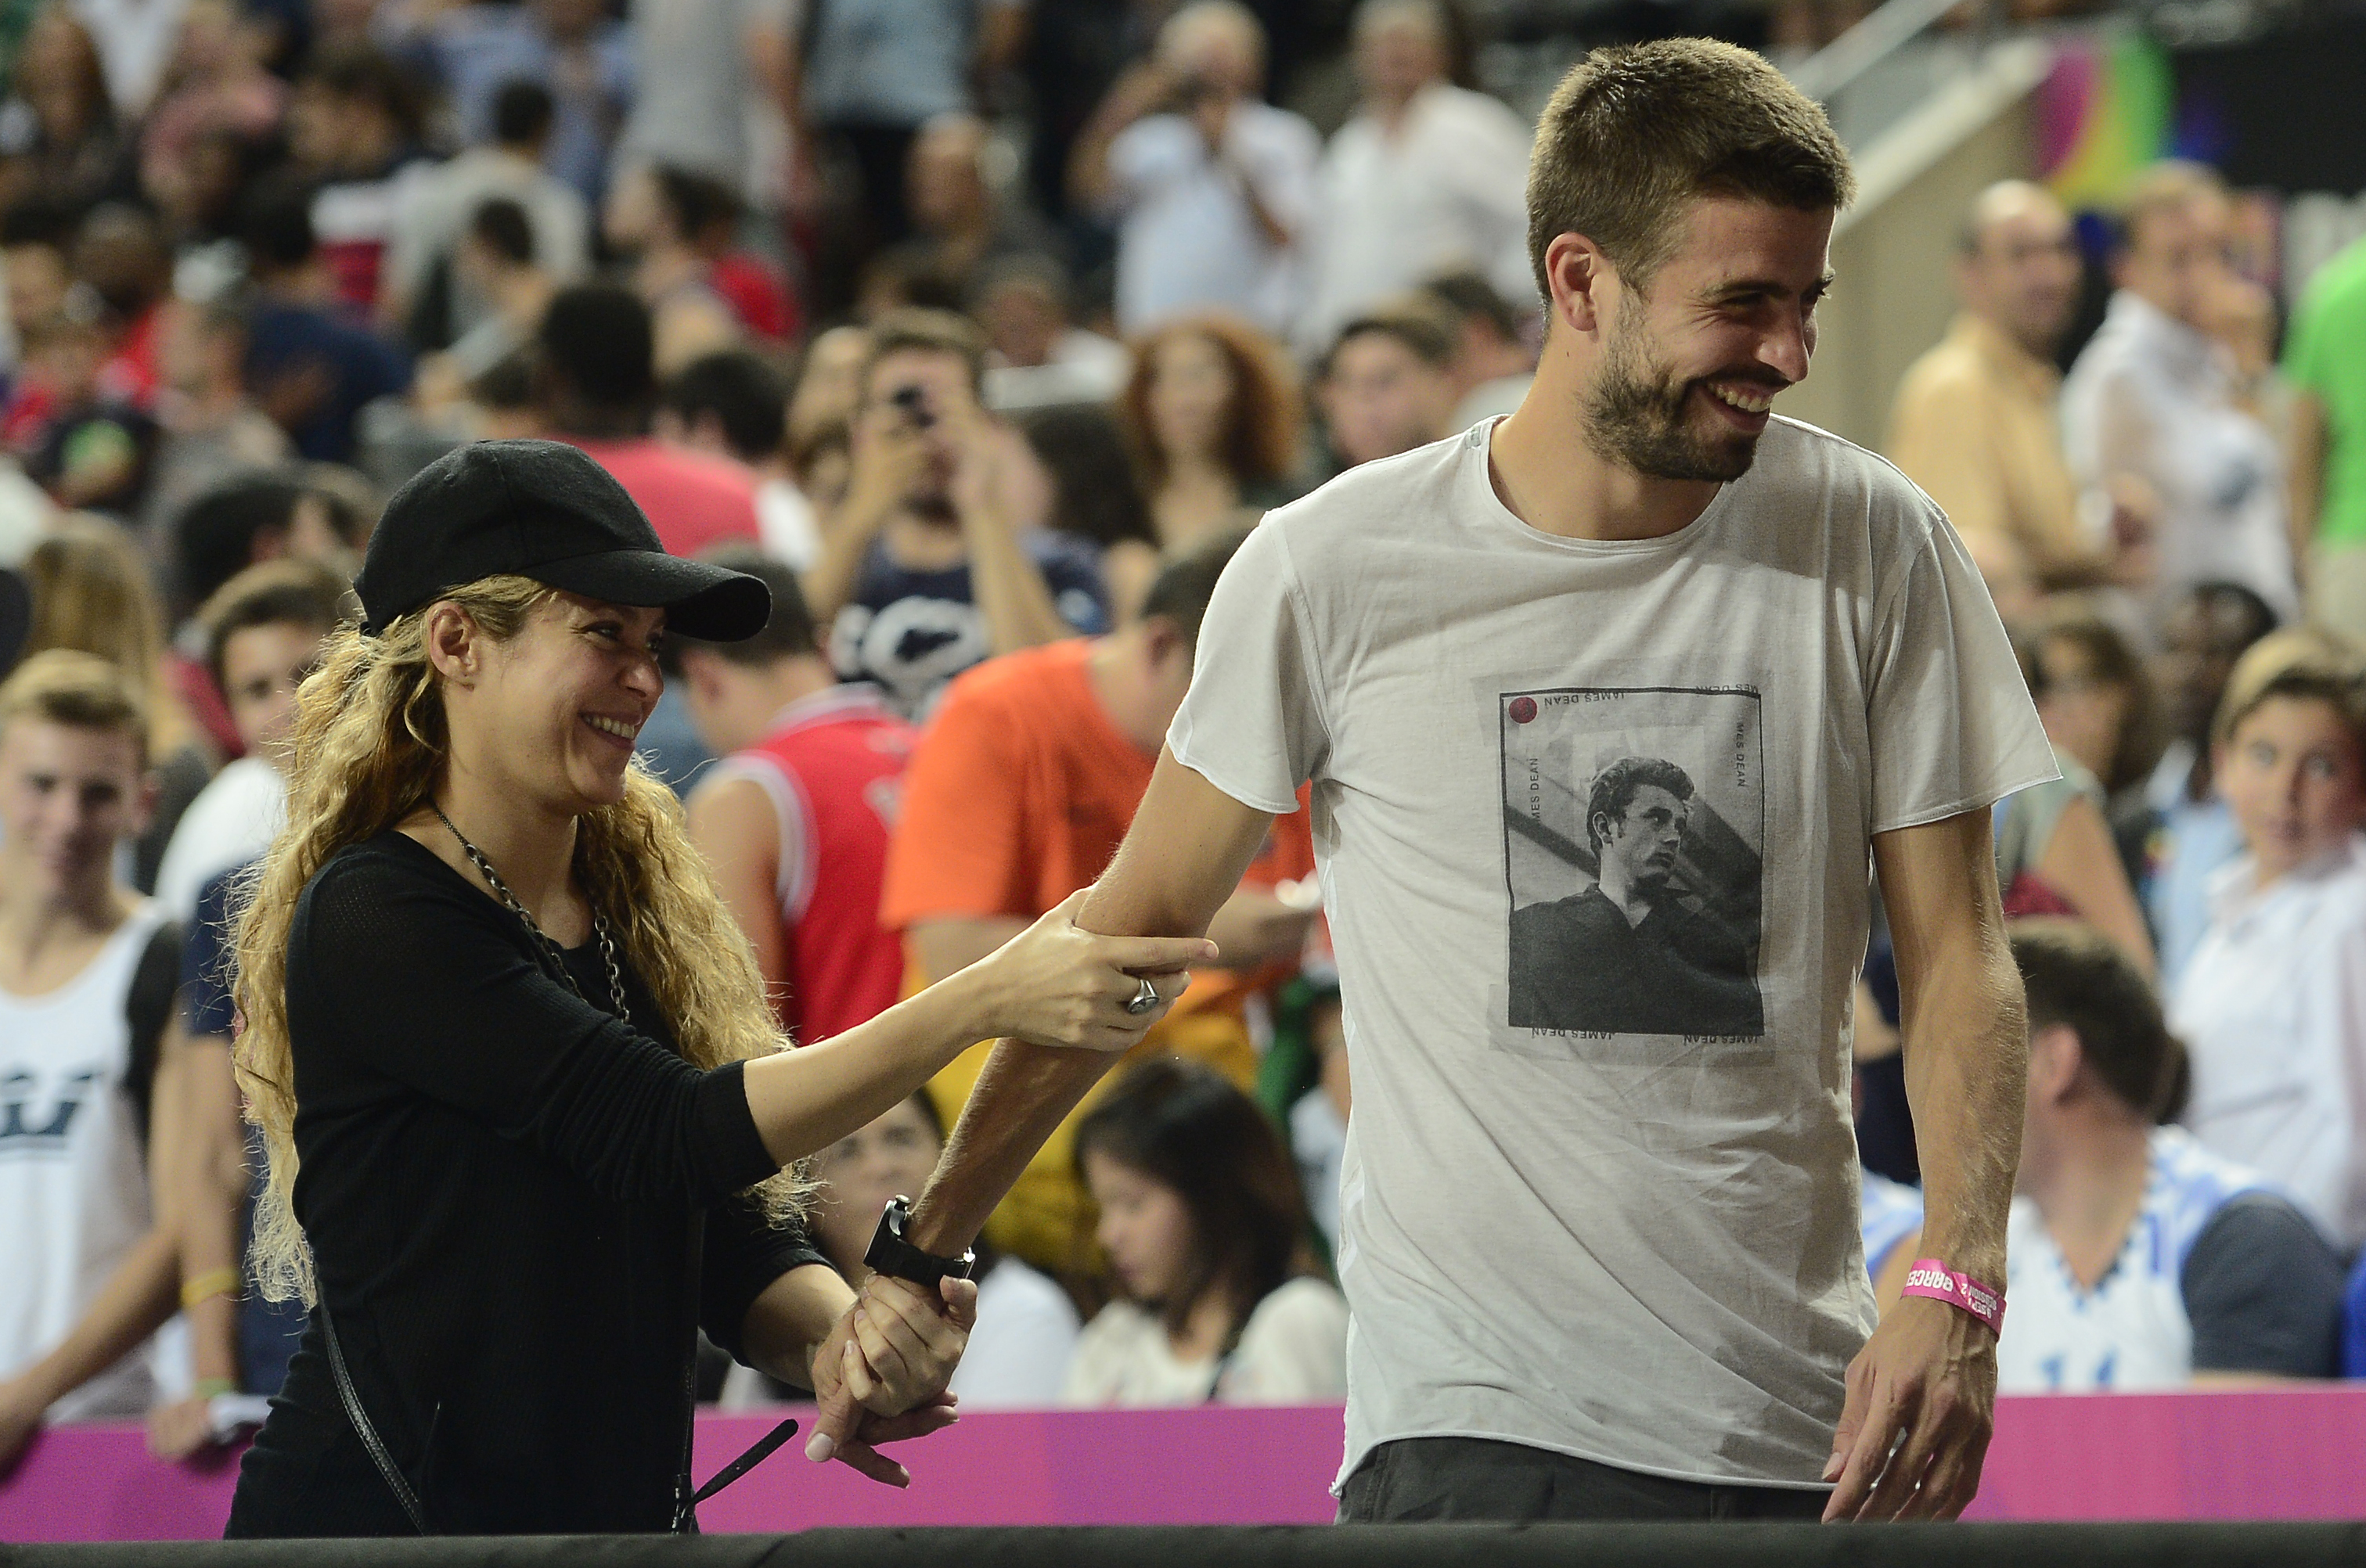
[191,1377,239,1401]
[180,1267,243,1310]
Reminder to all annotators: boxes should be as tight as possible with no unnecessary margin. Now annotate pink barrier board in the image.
[5,1390,2364,1540]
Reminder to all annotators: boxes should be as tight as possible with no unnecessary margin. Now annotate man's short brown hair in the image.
[0,648,149,767]
[2212,626,2366,752]
[197,558,354,691]
[1525,38,1856,297]
[859,307,989,401]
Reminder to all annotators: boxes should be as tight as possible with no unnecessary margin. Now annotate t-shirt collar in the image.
[1466,415,1741,556]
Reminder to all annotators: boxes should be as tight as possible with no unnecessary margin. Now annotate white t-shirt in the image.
[945,1256,1080,1410]
[1305,84,1535,352]
[1168,415,2054,1490]
[0,903,169,1421]
[2170,836,2366,1247]
[1061,1277,1349,1408]
[1107,103,1320,336]
[152,756,284,924]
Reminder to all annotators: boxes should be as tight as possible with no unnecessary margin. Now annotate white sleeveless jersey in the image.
[1997,1127,2268,1394]
[0,904,167,1419]
[1860,1172,1925,1280]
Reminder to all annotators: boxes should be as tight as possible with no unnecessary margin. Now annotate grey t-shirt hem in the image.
[1334,1426,1839,1497]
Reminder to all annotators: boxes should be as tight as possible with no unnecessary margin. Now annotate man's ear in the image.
[1141,615,1190,677]
[1541,231,1615,338]
[2029,1021,2083,1103]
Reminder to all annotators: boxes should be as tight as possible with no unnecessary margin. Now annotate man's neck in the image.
[0,871,125,970]
[1968,309,2057,372]
[2020,1109,2152,1289]
[1369,83,1424,133]
[1594,865,1651,928]
[1489,394,1722,542]
[1084,631,1168,755]
[718,656,841,753]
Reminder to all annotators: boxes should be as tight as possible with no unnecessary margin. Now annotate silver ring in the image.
[1125,976,1160,1016]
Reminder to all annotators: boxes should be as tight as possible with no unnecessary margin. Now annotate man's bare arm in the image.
[1825,807,2026,1522]
[904,750,1277,1255]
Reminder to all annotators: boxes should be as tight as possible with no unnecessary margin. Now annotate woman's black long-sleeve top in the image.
[226,831,827,1537]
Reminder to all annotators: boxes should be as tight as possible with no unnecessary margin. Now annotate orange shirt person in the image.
[882,528,1317,1277]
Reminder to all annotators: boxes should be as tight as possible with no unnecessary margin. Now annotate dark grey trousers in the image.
[1337,1437,1833,1523]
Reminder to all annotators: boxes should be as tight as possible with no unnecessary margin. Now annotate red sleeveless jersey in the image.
[711,686,916,1041]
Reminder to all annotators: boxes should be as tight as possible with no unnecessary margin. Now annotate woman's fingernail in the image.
[807,1433,836,1462]
[1821,1454,1842,1481]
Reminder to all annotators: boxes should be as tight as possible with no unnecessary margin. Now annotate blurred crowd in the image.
[2,0,2366,1477]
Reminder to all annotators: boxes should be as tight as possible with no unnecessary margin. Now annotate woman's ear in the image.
[423,602,479,687]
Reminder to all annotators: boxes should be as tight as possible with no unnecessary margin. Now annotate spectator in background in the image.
[21,517,213,891]
[2171,628,2366,1249]
[1071,2,1318,337]
[236,174,412,464]
[1288,993,1349,1254]
[2003,919,2344,1390]
[381,79,589,351]
[1859,1171,1923,1318]
[2062,162,2296,623]
[1118,313,1298,559]
[1304,0,1530,356]
[2022,601,2168,893]
[881,530,1318,1279]
[1064,1057,1346,1407]
[284,43,434,317]
[0,8,135,218]
[532,283,762,560]
[974,254,1129,409]
[1889,182,2115,593]
[665,550,913,1041]
[794,1091,1079,1409]
[151,558,344,923]
[135,0,284,222]
[798,0,1027,293]
[805,307,1107,719]
[657,351,816,569]
[15,315,157,516]
[2285,228,2366,646]
[787,323,871,453]
[902,113,1061,302]
[604,163,792,374]
[139,299,291,543]
[73,203,174,407]
[410,198,557,408]
[1424,268,1534,430]
[0,651,185,1469]
[1011,403,1158,618]
[383,0,632,207]
[1,203,76,378]
[614,0,795,205]
[2145,581,2279,986]
[167,473,356,624]
[1318,301,1457,473]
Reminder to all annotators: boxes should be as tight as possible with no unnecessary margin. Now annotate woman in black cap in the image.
[222,441,1212,1536]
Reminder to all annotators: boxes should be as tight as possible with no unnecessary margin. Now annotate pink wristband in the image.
[1900,1259,2005,1333]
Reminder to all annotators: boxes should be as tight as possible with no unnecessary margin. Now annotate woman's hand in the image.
[806,1275,978,1487]
[971,888,1217,1052]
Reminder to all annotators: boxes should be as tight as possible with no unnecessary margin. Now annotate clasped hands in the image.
[801,1272,978,1487]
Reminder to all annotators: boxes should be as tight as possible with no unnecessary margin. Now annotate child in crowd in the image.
[790,1092,1079,1411]
[2170,628,2366,1249]
[1064,1059,1346,1408]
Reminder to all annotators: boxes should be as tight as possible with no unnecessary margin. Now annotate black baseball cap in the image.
[355,439,770,641]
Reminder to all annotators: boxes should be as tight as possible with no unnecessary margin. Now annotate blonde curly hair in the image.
[233,574,808,1304]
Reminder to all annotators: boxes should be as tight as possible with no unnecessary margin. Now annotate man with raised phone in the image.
[812,39,2053,1523]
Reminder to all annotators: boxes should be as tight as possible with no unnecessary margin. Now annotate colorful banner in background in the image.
[2036,34,2174,210]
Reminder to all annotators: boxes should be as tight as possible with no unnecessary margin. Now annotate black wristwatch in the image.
[863,1196,975,1290]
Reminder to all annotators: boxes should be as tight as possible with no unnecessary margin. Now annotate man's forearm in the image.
[15,1228,180,1410]
[962,504,1071,655]
[1898,922,2025,1282]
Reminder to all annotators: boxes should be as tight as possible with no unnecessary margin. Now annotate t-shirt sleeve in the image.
[879,675,1035,928]
[1166,520,1330,815]
[1864,504,2058,834]
[179,866,244,1038]
[700,1194,830,1365]
[1219,1279,1348,1403]
[2282,282,2330,394]
[2181,1192,2347,1379]
[290,849,779,1210]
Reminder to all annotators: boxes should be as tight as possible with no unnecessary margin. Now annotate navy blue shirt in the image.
[243,300,412,462]
[827,530,1108,718]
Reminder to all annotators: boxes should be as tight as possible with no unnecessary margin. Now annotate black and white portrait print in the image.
[1500,685,1766,1038]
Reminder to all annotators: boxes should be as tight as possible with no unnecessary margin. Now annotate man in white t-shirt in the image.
[812,40,2052,1523]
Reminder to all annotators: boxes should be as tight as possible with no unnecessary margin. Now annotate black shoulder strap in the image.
[123,919,182,1149]
[322,1305,432,1535]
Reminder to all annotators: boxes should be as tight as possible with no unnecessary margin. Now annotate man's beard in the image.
[1582,313,1770,484]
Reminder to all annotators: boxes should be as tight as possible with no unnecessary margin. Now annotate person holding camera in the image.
[1068,1,1320,337]
[802,308,1110,720]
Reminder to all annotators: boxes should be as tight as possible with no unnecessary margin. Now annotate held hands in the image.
[803,1275,978,1487]
[1820,1295,1998,1521]
[974,888,1217,1052]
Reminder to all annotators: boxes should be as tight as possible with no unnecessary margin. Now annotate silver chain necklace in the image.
[432,802,628,1023]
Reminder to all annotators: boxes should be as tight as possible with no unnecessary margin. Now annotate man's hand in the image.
[805,1274,978,1487]
[0,1377,46,1476]
[1820,1296,1997,1521]
[146,1395,218,1462]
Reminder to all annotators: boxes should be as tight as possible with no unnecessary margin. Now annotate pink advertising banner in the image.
[5,1390,2364,1541]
